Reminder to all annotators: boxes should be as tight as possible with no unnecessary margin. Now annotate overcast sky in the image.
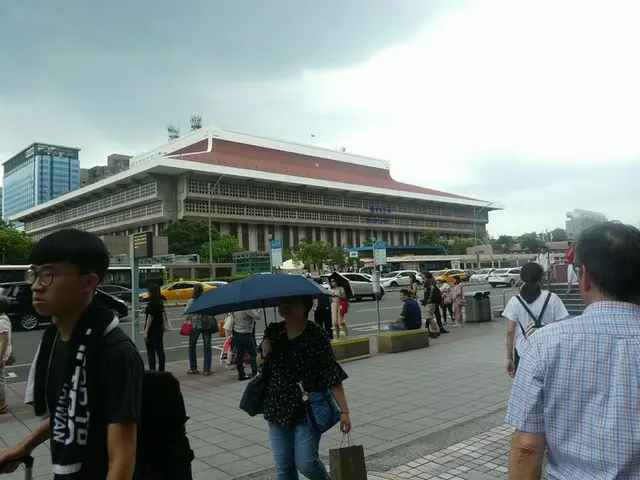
[1,0,638,236]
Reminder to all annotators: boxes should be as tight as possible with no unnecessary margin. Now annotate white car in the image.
[488,268,521,288]
[318,273,384,301]
[469,268,496,282]
[204,281,228,287]
[380,270,421,289]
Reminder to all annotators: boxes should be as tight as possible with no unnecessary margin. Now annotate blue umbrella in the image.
[184,273,330,316]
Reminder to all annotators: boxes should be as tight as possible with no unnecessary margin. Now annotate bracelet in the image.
[340,411,349,415]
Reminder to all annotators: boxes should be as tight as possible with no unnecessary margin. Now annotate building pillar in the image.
[275,225,283,242]
[248,224,258,252]
[320,228,327,242]
[219,222,230,236]
[289,226,295,249]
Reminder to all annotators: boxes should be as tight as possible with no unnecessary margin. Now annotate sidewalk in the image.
[1,318,516,479]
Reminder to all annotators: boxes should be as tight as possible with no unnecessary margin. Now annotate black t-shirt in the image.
[46,327,144,479]
[145,300,165,336]
[427,284,442,304]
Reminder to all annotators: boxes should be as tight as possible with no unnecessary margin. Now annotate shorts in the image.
[424,303,436,320]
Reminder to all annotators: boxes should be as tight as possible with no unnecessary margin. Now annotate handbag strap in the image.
[515,292,552,335]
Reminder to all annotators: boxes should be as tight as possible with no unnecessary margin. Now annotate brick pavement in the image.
[1,318,518,479]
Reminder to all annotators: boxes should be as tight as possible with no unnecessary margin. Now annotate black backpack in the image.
[134,371,195,480]
[515,292,552,339]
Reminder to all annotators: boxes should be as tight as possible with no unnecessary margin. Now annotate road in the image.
[4,283,510,384]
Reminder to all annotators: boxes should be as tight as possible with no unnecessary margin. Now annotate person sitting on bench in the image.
[389,289,422,331]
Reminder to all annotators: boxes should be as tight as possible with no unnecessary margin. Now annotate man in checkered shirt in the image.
[505,222,640,479]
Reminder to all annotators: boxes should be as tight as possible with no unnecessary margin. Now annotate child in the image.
[0,295,12,414]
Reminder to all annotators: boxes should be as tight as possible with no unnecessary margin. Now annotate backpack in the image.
[515,292,552,339]
[102,330,194,479]
[134,371,195,480]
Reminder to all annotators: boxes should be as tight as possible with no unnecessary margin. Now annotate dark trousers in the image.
[433,305,445,331]
[233,331,258,377]
[314,309,333,339]
[145,331,166,372]
[441,303,453,323]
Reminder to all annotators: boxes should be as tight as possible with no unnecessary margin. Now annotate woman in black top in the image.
[143,283,166,371]
[259,295,351,480]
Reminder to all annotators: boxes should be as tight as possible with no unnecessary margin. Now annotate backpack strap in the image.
[515,292,553,333]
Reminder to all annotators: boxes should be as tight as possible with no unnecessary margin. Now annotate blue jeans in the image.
[233,331,258,377]
[188,328,212,371]
[268,423,330,480]
[388,322,406,331]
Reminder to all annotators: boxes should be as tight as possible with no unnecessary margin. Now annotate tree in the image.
[198,235,243,263]
[327,246,349,270]
[361,237,373,247]
[550,227,568,242]
[518,232,546,253]
[0,224,35,264]
[418,230,443,246]
[448,236,475,255]
[167,124,180,141]
[491,235,516,254]
[293,239,334,271]
[190,115,203,131]
[165,220,211,255]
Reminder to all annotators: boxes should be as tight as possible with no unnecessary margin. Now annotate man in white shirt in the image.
[535,246,553,288]
[0,296,12,414]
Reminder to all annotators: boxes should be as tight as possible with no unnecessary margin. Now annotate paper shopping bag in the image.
[329,444,367,480]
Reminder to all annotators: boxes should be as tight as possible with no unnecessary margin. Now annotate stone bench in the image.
[377,329,430,354]
[331,336,371,362]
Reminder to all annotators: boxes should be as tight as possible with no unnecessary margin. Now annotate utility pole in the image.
[473,202,494,268]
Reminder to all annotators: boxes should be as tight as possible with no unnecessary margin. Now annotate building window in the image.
[292,225,299,247]
[257,224,266,251]
[315,227,321,242]
[282,226,290,252]
[241,223,249,250]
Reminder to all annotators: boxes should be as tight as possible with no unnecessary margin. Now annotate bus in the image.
[0,264,167,290]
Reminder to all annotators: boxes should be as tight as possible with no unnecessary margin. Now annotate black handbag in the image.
[239,362,270,416]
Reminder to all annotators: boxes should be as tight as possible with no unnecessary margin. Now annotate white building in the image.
[566,209,608,239]
[10,127,502,251]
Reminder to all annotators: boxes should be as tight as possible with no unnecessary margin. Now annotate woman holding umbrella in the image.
[258,295,351,480]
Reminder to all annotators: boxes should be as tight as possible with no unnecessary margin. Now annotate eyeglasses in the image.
[25,267,87,287]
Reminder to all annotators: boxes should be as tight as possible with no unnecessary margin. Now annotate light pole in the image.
[473,202,494,268]
[208,175,225,279]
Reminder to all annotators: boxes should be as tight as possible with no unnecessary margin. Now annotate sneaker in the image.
[238,375,252,381]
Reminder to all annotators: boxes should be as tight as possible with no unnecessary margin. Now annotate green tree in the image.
[418,230,444,246]
[200,234,242,263]
[165,220,211,255]
[448,236,475,255]
[0,225,35,264]
[361,237,374,247]
[518,232,546,253]
[550,227,568,241]
[327,246,349,270]
[491,235,516,253]
[294,239,334,271]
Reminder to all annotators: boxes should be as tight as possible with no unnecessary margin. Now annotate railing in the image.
[502,280,523,310]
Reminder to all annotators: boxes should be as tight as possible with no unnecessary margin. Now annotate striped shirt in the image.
[505,301,640,479]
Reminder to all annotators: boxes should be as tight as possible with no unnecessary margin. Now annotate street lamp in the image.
[473,202,494,268]
[208,175,225,279]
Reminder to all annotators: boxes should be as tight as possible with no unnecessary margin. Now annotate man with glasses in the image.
[0,229,144,479]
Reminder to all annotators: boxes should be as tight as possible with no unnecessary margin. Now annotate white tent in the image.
[280,258,304,271]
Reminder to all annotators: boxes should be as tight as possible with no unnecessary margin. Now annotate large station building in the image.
[10,127,501,252]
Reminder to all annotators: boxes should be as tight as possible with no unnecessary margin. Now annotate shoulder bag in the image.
[239,362,270,417]
[298,382,341,435]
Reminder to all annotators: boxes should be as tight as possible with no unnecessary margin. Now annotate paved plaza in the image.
[0,317,520,479]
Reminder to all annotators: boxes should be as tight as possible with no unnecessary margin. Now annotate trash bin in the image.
[465,292,492,323]
[464,293,480,322]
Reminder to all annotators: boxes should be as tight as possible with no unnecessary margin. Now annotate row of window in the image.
[29,202,164,240]
[186,178,483,220]
[183,200,473,231]
[26,180,158,230]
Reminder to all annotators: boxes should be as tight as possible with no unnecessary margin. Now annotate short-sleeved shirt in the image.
[0,314,11,362]
[502,292,569,354]
[46,327,144,478]
[261,321,348,428]
[505,302,640,479]
[145,300,165,336]
[401,299,422,329]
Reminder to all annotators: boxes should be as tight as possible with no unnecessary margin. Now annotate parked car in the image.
[139,280,215,302]
[469,268,496,282]
[379,270,421,288]
[318,273,384,301]
[488,268,521,288]
[432,269,469,285]
[98,284,132,302]
[0,281,128,331]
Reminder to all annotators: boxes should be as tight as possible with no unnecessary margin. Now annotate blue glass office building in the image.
[2,143,81,220]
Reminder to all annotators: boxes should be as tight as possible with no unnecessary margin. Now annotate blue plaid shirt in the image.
[506,301,640,480]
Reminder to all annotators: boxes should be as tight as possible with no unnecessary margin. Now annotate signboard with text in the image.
[270,239,283,268]
[373,241,387,266]
[132,232,153,259]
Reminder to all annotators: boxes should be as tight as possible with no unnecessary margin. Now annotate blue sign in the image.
[374,241,387,249]
[270,239,282,249]
[365,217,392,224]
[368,205,392,214]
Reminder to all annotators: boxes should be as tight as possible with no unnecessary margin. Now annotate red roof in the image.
[170,139,475,201]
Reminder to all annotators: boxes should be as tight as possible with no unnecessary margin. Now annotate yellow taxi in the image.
[432,269,469,285]
[139,281,216,302]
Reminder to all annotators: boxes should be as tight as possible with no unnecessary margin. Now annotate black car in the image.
[97,284,132,302]
[0,281,129,331]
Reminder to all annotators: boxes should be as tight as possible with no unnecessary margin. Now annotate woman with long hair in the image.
[184,283,215,376]
[503,262,569,377]
[449,277,466,327]
[330,278,348,338]
[144,283,166,371]
[258,295,351,479]
[409,274,419,299]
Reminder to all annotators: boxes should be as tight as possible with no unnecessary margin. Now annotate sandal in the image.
[0,406,8,415]
[187,369,199,375]
[203,370,212,376]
